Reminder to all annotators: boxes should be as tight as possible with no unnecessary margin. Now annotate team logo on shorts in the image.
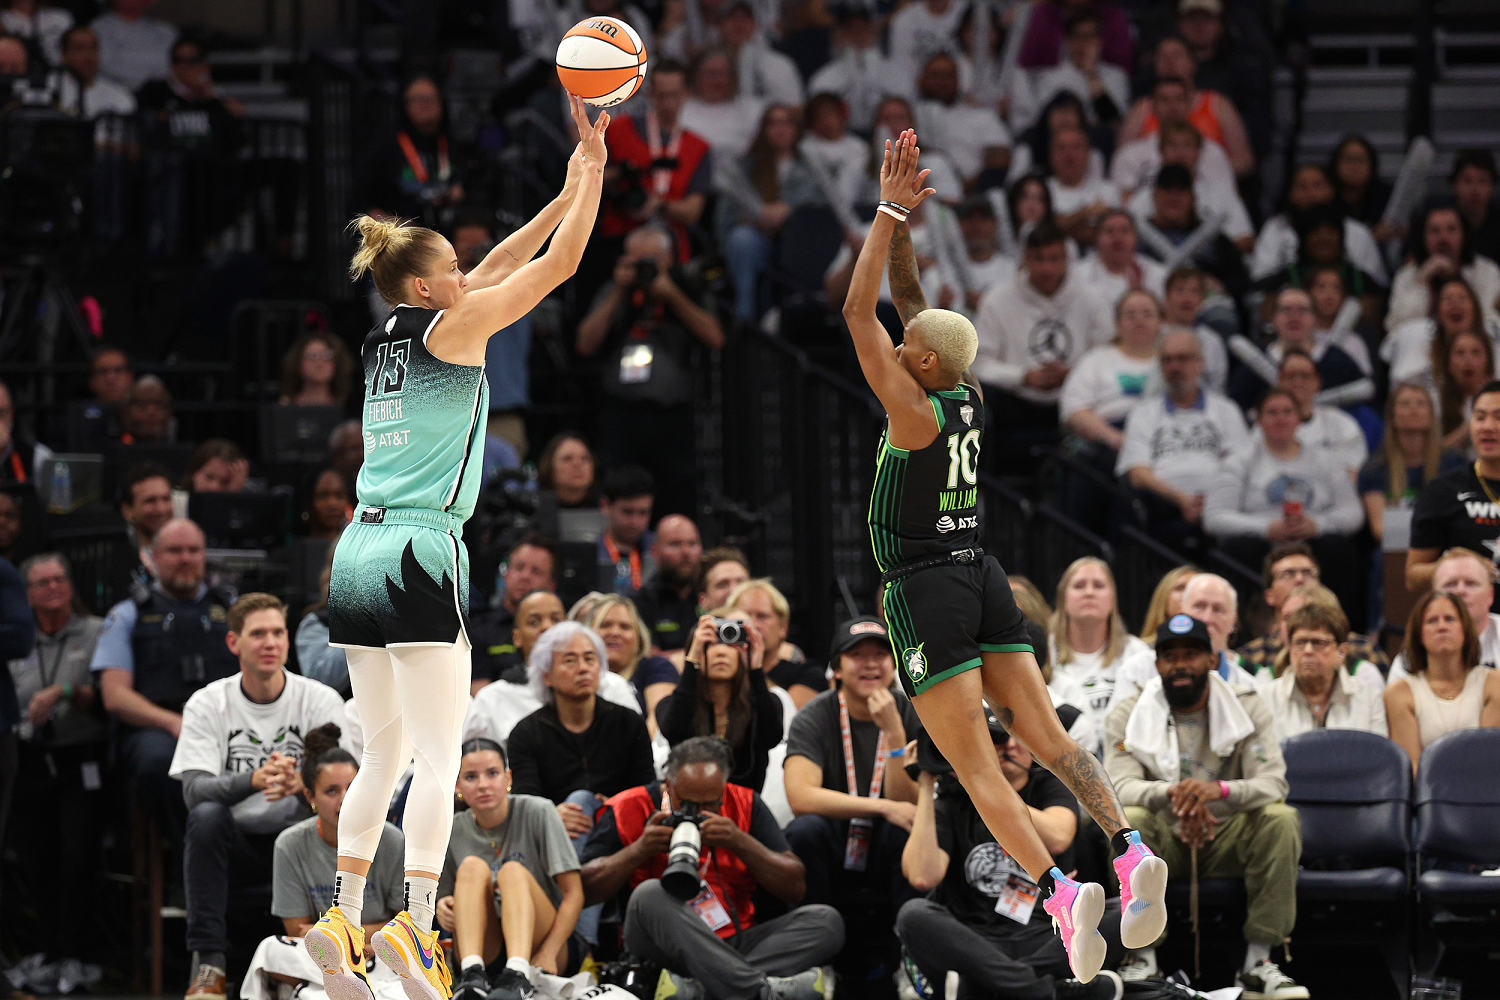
[904,644,928,681]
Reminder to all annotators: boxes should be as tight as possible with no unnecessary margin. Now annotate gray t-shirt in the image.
[437,794,579,909]
[785,687,922,837]
[271,817,405,922]
[1173,709,1216,783]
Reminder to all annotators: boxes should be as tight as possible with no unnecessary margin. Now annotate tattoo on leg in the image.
[1051,747,1127,838]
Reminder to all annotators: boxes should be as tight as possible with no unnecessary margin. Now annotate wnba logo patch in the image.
[903,644,928,681]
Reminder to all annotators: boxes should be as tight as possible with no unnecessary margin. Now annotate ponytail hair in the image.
[347,215,445,305]
[300,723,357,791]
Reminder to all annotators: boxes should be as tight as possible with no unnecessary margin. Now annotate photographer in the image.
[575,224,724,519]
[579,737,843,1000]
[655,612,785,793]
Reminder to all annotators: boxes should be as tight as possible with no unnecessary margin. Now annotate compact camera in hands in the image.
[711,617,747,646]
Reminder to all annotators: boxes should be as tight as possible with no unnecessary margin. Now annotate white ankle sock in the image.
[405,875,439,931]
[505,957,529,975]
[460,955,484,971]
[1243,941,1271,972]
[334,872,366,927]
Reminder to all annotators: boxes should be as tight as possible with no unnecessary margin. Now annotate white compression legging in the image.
[339,642,471,875]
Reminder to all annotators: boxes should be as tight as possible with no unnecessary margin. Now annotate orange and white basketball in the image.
[556,17,648,108]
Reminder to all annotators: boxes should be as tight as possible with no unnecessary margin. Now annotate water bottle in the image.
[50,461,72,513]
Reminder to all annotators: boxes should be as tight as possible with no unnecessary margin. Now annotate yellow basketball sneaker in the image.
[372,911,453,1000]
[303,907,374,1000]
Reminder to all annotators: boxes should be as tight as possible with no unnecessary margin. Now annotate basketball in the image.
[556,17,648,108]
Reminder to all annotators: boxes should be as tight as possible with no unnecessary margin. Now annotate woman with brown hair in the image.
[536,432,596,509]
[586,594,679,732]
[1382,274,1497,388]
[1138,565,1196,642]
[1385,589,1500,773]
[1358,382,1464,542]
[1438,329,1497,449]
[278,331,355,408]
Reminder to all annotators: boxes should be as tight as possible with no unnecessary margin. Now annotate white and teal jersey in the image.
[356,304,489,523]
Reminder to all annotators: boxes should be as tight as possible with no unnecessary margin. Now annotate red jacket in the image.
[608,781,758,939]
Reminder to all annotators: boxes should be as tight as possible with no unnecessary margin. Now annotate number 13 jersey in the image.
[356,304,490,522]
[868,384,982,573]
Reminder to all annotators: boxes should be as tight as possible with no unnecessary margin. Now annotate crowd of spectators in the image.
[2,0,1500,998]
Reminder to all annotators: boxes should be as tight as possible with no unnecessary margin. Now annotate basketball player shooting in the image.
[841,131,1168,983]
[300,96,609,1000]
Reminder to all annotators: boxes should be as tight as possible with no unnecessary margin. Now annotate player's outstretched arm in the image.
[467,98,599,291]
[841,130,936,419]
[432,96,608,360]
[887,219,928,327]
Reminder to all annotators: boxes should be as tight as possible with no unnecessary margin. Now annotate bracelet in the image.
[1218,780,1230,801]
[878,199,912,216]
[886,745,906,758]
[62,682,73,701]
[876,205,906,222]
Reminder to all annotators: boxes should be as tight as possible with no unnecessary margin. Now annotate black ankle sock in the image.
[1037,867,1058,897]
[1110,828,1136,857]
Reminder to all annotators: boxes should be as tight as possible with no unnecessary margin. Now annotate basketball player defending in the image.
[843,132,1168,983]
[302,97,610,1000]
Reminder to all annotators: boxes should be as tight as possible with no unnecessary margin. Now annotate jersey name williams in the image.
[939,487,977,512]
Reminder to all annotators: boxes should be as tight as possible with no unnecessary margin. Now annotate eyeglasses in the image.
[1290,636,1336,652]
[1274,566,1319,582]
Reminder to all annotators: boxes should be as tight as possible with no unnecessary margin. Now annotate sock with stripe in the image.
[405,875,439,932]
[334,871,366,928]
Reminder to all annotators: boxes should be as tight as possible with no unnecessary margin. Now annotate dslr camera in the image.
[660,802,704,899]
[711,616,747,646]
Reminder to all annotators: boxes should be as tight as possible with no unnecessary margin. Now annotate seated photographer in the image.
[579,737,844,1000]
[783,617,921,985]
[507,622,656,849]
[441,738,585,1000]
[575,226,724,520]
[656,613,785,793]
[897,707,1126,1000]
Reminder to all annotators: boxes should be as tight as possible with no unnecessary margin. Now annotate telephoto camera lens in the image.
[712,617,745,646]
[661,820,703,899]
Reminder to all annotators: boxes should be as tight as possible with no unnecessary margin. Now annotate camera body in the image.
[711,616,747,646]
[631,258,659,289]
[661,802,703,899]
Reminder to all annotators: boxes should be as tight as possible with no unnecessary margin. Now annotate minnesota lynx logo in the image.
[903,644,928,681]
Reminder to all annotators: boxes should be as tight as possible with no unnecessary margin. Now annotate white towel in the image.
[1122,673,1256,781]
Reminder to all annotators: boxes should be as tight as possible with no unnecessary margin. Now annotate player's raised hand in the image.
[571,94,611,168]
[878,129,936,212]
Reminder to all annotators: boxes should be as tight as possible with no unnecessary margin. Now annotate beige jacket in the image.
[1104,676,1288,819]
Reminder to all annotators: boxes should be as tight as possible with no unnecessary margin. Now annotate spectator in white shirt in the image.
[88,0,175,92]
[886,0,968,90]
[1381,275,1500,390]
[1111,79,1235,199]
[807,5,905,130]
[1306,264,1378,382]
[798,92,866,215]
[1385,203,1500,334]
[1161,265,1229,390]
[944,195,1016,316]
[1061,287,1162,456]
[1205,387,1365,615]
[1032,8,1128,134]
[2,0,71,66]
[1121,120,1252,250]
[49,25,135,117]
[1117,326,1249,537]
[680,47,765,159]
[972,219,1112,419]
[1045,125,1117,248]
[1263,602,1387,743]
[864,95,965,204]
[1275,349,1368,479]
[1118,36,1255,179]
[915,51,1011,190]
[719,0,804,106]
[1076,209,1166,308]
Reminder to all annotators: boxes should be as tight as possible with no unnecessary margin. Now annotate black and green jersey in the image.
[868,384,982,573]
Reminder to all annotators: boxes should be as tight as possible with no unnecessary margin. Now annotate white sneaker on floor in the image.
[1237,960,1309,999]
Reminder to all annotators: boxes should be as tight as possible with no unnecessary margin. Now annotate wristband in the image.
[1218,780,1230,801]
[879,199,912,215]
[886,745,906,758]
[62,683,73,701]
[876,205,906,222]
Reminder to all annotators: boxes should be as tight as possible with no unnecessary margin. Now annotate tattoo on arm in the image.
[1050,747,1127,838]
[887,221,929,326]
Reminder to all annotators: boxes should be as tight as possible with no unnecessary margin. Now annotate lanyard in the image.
[838,691,886,799]
[646,110,682,197]
[603,534,643,590]
[37,631,69,689]
[396,131,449,186]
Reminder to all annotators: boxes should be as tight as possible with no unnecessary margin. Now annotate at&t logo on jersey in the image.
[935,515,978,533]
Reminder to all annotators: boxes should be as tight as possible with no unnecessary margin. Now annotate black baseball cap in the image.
[1156,613,1213,652]
[829,615,890,660]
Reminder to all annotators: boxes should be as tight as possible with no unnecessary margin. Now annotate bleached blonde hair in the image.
[907,308,978,380]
